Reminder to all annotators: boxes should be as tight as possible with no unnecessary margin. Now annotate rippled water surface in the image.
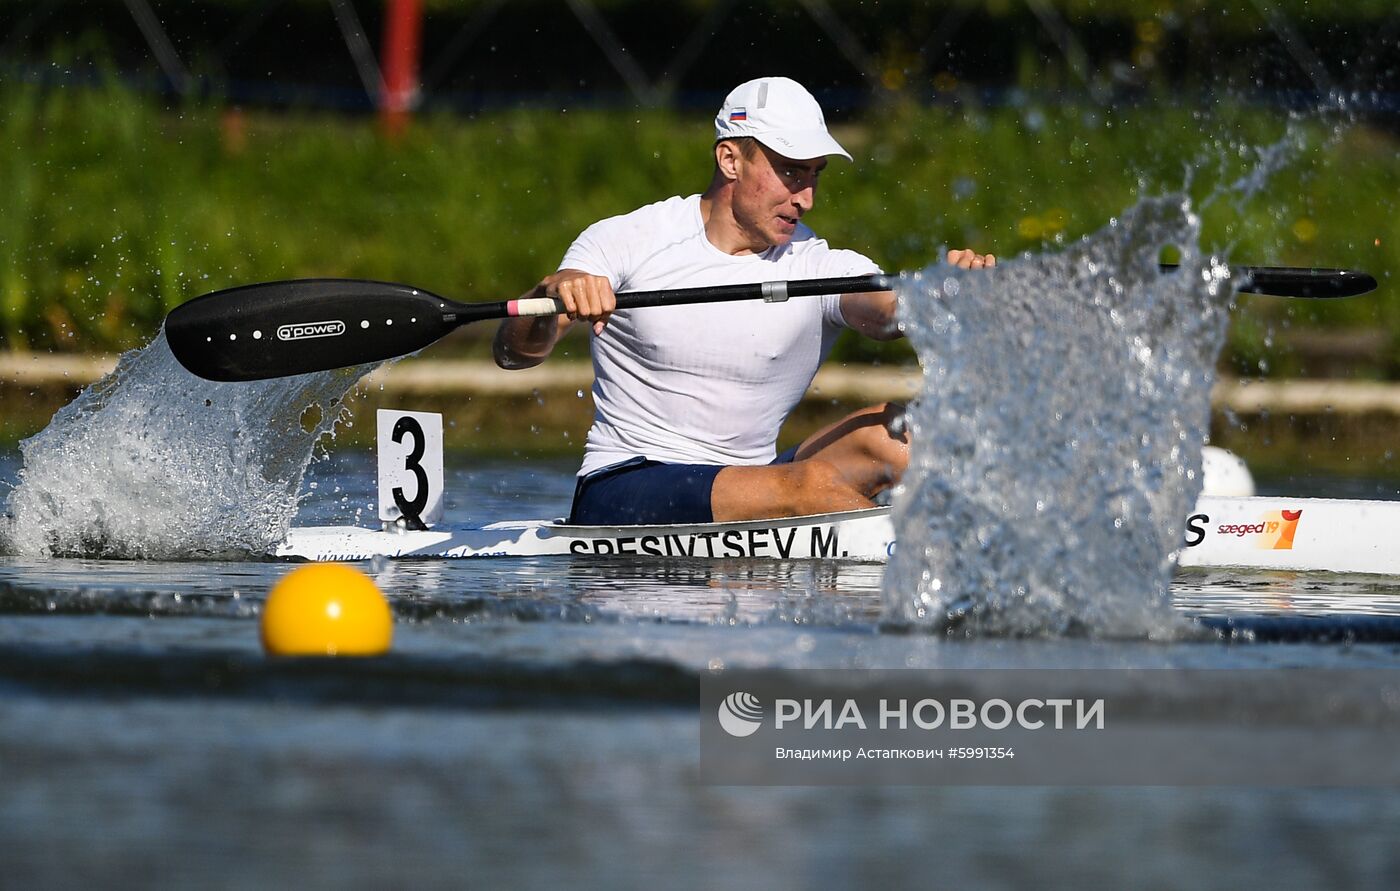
[4,450,1400,887]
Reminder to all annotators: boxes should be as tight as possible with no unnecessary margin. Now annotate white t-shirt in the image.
[560,194,881,476]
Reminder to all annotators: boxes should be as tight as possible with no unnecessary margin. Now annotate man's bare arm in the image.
[839,288,901,341]
[839,249,995,342]
[492,269,616,369]
[493,313,569,370]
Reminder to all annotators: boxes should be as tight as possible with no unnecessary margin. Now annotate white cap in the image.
[713,77,851,161]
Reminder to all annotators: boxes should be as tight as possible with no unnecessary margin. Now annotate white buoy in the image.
[1201,445,1256,497]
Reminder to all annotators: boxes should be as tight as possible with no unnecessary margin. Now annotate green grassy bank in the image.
[1,78,1396,373]
[6,372,1400,483]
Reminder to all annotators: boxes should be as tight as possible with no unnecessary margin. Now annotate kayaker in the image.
[493,76,994,525]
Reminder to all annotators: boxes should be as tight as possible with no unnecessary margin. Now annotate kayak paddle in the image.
[165,266,1376,382]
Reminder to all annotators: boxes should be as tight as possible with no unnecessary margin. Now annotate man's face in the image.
[731,143,827,248]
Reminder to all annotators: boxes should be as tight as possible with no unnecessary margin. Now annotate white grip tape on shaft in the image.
[513,296,565,317]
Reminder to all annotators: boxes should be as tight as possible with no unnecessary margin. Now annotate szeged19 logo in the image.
[718,692,764,737]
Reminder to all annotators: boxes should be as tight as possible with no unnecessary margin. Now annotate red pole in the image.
[380,0,423,136]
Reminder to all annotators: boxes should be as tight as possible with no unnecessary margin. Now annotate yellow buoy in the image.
[261,563,393,656]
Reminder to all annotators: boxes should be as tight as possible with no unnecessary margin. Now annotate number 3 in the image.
[391,416,429,530]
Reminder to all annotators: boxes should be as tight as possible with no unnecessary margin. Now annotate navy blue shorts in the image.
[569,447,800,526]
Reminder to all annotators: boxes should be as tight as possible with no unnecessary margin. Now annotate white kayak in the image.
[278,495,1400,576]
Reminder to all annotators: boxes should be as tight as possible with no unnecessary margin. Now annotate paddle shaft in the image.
[499,273,892,319]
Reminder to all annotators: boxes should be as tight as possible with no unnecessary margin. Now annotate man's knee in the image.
[860,402,909,462]
[877,401,908,439]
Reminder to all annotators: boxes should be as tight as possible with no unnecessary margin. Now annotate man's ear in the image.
[714,140,742,182]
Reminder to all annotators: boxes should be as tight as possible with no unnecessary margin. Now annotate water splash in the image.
[884,194,1234,638]
[1,331,368,559]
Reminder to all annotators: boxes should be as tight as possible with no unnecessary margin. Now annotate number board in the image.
[377,409,444,529]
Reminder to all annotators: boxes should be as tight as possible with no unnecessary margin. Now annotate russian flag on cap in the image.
[729,108,747,121]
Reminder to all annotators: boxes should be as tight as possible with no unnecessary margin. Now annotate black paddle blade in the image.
[1236,266,1377,299]
[1158,264,1377,298]
[165,279,467,381]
